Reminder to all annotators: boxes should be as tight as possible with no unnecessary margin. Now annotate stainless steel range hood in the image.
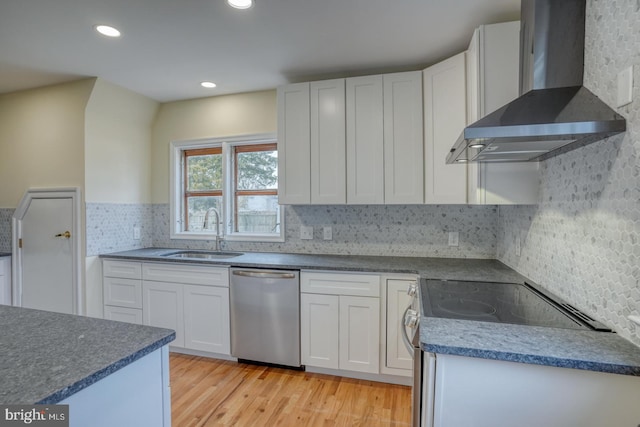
[447,0,626,164]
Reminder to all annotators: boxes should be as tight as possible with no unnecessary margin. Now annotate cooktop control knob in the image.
[406,282,417,297]
[404,309,419,327]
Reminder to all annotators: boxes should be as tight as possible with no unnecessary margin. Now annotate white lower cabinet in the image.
[338,296,380,373]
[141,263,231,355]
[103,260,143,324]
[425,353,640,427]
[301,271,380,374]
[104,259,230,356]
[300,293,339,369]
[143,281,185,348]
[183,284,230,354]
[104,305,144,324]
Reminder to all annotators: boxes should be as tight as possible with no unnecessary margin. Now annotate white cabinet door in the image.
[103,277,143,309]
[310,79,346,204]
[386,279,413,370]
[301,293,339,369]
[466,21,539,205]
[339,296,380,374]
[104,305,143,325]
[143,281,184,348]
[0,257,11,305]
[346,75,385,204]
[424,53,468,204]
[184,284,230,355]
[277,82,311,204]
[383,71,424,204]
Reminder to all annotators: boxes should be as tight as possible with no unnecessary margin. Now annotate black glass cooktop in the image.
[421,279,610,331]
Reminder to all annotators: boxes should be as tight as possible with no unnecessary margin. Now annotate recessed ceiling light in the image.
[456,159,468,163]
[469,143,486,149]
[201,81,217,88]
[95,25,121,38]
[227,0,254,9]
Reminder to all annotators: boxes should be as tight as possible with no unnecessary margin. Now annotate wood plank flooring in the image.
[170,353,411,427]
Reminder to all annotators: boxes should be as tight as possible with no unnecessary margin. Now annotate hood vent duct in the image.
[447,0,626,164]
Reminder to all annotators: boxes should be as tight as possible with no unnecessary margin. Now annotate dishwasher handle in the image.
[232,269,297,279]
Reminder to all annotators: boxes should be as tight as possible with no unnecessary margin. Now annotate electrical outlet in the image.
[300,226,313,240]
[448,231,459,247]
[133,226,141,240]
[323,226,332,240]
[617,65,633,108]
[515,234,521,257]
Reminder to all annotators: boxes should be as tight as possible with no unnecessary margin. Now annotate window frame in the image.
[169,133,284,242]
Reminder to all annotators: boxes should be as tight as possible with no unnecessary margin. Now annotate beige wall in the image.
[0,79,95,207]
[151,90,277,203]
[85,78,158,203]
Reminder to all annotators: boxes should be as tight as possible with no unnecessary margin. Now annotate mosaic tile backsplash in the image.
[152,204,498,258]
[498,0,640,345]
[0,209,13,252]
[86,203,153,257]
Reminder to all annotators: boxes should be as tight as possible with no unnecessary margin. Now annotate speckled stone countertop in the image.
[0,252,10,258]
[420,305,640,376]
[0,305,175,404]
[100,247,527,283]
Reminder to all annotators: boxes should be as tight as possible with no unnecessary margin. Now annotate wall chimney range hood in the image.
[447,0,626,164]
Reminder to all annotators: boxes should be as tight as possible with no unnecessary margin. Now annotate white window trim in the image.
[169,133,284,243]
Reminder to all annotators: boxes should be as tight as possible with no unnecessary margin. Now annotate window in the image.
[170,134,283,242]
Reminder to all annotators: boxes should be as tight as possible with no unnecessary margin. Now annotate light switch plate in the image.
[323,226,332,240]
[133,226,141,240]
[300,226,313,240]
[515,234,521,257]
[448,231,459,247]
[617,65,633,107]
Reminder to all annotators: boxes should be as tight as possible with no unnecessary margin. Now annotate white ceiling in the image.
[0,0,520,102]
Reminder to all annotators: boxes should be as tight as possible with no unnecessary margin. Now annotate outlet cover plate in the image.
[300,226,313,240]
[323,226,332,240]
[448,232,459,247]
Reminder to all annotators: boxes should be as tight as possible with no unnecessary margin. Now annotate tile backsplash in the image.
[498,0,640,345]
[86,203,153,257]
[0,209,13,252]
[152,204,498,258]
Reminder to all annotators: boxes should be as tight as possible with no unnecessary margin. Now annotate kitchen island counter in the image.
[0,304,175,404]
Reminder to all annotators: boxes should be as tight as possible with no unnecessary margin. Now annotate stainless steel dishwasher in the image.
[230,268,301,368]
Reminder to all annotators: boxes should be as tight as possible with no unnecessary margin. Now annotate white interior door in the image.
[21,197,74,314]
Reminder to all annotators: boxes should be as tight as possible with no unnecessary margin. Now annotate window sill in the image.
[170,231,284,243]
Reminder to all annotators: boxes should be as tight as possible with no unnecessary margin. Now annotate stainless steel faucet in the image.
[203,207,222,251]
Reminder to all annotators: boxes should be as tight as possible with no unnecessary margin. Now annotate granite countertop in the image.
[420,305,640,376]
[101,248,640,376]
[100,247,527,283]
[0,252,10,258]
[0,305,175,404]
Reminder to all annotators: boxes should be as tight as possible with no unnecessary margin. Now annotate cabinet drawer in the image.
[104,305,143,325]
[103,260,142,280]
[104,277,142,309]
[301,272,380,297]
[142,263,229,287]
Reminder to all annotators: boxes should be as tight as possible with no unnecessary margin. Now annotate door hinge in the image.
[18,238,22,248]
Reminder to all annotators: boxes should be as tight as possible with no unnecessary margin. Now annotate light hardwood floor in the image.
[170,353,412,427]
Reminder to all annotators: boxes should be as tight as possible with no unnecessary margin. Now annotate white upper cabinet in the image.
[310,79,346,204]
[466,21,539,205]
[383,71,424,204]
[423,52,468,204]
[346,75,384,204]
[277,83,311,204]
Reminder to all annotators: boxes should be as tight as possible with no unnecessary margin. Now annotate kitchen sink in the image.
[163,251,243,260]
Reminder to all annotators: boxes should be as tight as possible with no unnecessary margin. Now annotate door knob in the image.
[54,231,71,239]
